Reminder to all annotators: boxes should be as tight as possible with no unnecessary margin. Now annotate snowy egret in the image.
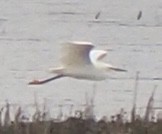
[29,41,126,85]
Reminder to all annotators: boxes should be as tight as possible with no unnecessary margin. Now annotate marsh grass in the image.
[0,99,161,134]
[0,81,161,133]
[0,73,161,134]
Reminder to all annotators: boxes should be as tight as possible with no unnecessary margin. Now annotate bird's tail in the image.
[49,66,64,74]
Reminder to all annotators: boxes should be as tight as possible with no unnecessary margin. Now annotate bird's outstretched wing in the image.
[61,41,94,67]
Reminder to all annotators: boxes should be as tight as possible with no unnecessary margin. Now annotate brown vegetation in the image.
[0,101,162,134]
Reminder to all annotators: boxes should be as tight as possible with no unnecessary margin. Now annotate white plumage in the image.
[29,41,126,85]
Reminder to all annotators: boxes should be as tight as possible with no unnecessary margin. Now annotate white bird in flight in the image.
[29,41,126,85]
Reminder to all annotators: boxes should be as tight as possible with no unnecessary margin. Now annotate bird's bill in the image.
[109,67,127,72]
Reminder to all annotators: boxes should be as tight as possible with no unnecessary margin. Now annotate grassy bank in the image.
[1,115,162,134]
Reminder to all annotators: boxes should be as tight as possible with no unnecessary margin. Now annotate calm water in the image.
[0,0,162,119]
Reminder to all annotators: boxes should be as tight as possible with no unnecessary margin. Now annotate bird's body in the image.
[60,65,107,81]
[29,41,126,85]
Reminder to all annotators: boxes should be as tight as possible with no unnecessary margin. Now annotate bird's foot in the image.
[28,80,42,85]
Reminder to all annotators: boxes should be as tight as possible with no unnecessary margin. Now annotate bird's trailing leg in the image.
[28,74,64,85]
